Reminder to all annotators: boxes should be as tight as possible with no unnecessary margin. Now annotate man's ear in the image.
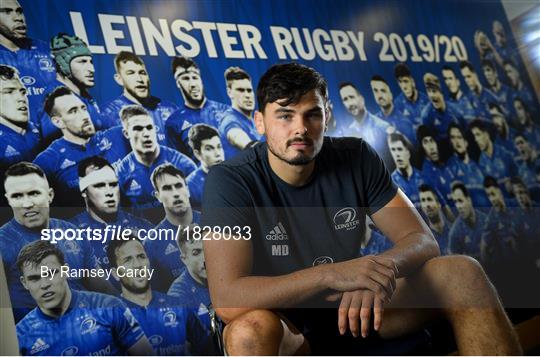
[114,73,123,87]
[20,275,28,290]
[122,127,130,140]
[193,149,202,163]
[48,187,55,205]
[254,110,265,135]
[226,86,233,100]
[51,115,64,130]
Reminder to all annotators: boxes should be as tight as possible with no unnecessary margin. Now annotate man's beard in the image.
[181,86,204,108]
[123,280,150,294]
[267,137,318,166]
[427,211,441,224]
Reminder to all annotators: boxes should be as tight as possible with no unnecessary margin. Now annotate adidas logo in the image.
[129,180,141,191]
[197,303,209,316]
[181,121,193,131]
[265,222,288,240]
[60,159,76,169]
[4,145,20,157]
[164,243,179,255]
[30,338,50,354]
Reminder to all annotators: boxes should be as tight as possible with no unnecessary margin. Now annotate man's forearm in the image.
[378,231,440,278]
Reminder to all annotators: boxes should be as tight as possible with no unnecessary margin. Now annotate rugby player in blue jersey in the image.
[420,72,463,143]
[40,33,108,144]
[15,240,153,356]
[489,103,518,154]
[147,163,200,292]
[469,119,517,195]
[513,133,540,201]
[115,105,196,222]
[459,61,498,119]
[393,63,429,130]
[0,162,116,321]
[33,87,118,210]
[168,225,212,330]
[441,65,477,123]
[504,60,539,116]
[0,0,56,127]
[166,56,231,158]
[481,59,513,114]
[219,66,261,157]
[0,65,41,176]
[446,123,491,208]
[370,75,416,146]
[70,156,153,269]
[338,82,393,169]
[513,97,540,149]
[448,182,488,261]
[187,124,225,209]
[419,184,452,255]
[107,237,212,355]
[103,51,178,147]
[492,21,521,70]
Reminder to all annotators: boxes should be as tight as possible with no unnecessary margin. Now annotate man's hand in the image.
[324,255,398,301]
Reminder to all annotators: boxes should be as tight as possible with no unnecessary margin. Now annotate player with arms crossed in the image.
[201,63,520,355]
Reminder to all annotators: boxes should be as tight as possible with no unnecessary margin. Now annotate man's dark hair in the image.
[488,102,503,114]
[441,65,455,73]
[176,224,198,255]
[469,118,490,134]
[114,51,145,72]
[78,156,113,178]
[510,176,526,189]
[503,60,516,69]
[4,161,46,185]
[0,65,19,81]
[483,175,499,189]
[224,66,250,87]
[120,104,151,126]
[370,75,389,85]
[419,184,439,200]
[513,96,528,111]
[481,59,496,71]
[16,241,65,273]
[256,63,328,113]
[43,86,73,116]
[171,55,199,76]
[459,60,475,72]
[416,125,438,144]
[448,122,466,139]
[513,132,527,142]
[150,163,186,191]
[106,236,144,268]
[188,124,220,152]
[451,181,470,197]
[388,132,413,153]
[394,63,412,79]
[338,81,358,91]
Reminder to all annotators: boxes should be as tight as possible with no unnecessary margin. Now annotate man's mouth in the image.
[42,291,55,300]
[17,106,28,113]
[13,25,26,33]
[104,199,116,207]
[24,211,39,218]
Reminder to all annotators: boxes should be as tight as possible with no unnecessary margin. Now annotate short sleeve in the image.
[359,140,398,214]
[186,307,212,355]
[111,304,146,351]
[201,165,255,230]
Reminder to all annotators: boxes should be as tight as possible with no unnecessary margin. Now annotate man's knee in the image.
[223,309,283,353]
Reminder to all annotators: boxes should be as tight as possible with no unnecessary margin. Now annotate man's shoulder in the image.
[76,290,125,309]
[16,308,43,333]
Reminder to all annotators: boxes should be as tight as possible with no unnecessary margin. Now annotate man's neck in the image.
[484,142,494,157]
[473,84,482,96]
[0,117,27,134]
[382,104,394,117]
[123,90,144,106]
[87,207,117,224]
[63,132,90,146]
[267,150,315,186]
[454,90,463,100]
[408,90,418,103]
[41,287,72,318]
[57,75,82,97]
[457,152,470,164]
[188,270,207,287]
[436,101,447,112]
[166,208,193,227]
[0,33,21,51]
[233,104,252,119]
[464,211,476,227]
[429,212,445,234]
[353,109,367,124]
[491,80,501,92]
[134,147,159,167]
[398,165,413,179]
[185,97,206,110]
[121,288,152,307]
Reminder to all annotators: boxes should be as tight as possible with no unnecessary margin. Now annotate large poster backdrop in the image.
[1,0,539,355]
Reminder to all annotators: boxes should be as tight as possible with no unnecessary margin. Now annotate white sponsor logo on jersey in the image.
[60,159,76,169]
[129,180,142,192]
[61,346,79,356]
[30,338,50,354]
[265,222,288,240]
[312,256,334,266]
[164,243,179,255]
[333,207,360,231]
[21,76,36,86]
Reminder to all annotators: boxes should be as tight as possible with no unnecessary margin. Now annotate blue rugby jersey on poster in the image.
[144,211,200,292]
[420,104,463,141]
[376,108,417,146]
[102,94,178,144]
[115,146,196,215]
[38,78,111,145]
[482,207,520,263]
[391,167,432,207]
[70,210,153,269]
[478,144,518,187]
[167,269,211,329]
[393,91,430,131]
[446,155,491,208]
[33,131,120,208]
[429,216,452,255]
[218,107,262,158]
[515,158,540,202]
[0,121,42,171]
[490,83,514,115]
[0,39,56,127]
[448,210,488,260]
[16,290,145,356]
[121,291,210,356]
[0,218,98,315]
[448,94,478,125]
[186,167,207,210]
[464,87,498,119]
[421,159,456,206]
[165,99,231,158]
[360,229,393,256]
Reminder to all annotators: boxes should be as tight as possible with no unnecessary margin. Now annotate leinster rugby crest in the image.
[333,207,360,231]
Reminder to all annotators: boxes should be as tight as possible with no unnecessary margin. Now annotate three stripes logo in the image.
[30,338,50,354]
[265,222,288,241]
